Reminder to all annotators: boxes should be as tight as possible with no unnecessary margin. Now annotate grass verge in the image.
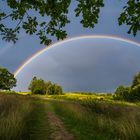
[51,99,140,140]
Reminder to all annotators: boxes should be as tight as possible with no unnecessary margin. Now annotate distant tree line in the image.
[28,76,63,95]
[0,66,140,100]
[114,72,140,102]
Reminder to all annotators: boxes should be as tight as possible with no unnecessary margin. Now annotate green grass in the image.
[0,91,140,140]
[47,92,113,101]
[0,93,32,140]
[23,99,50,140]
[49,95,140,140]
[0,92,50,140]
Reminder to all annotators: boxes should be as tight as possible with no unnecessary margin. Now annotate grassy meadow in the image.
[0,91,140,140]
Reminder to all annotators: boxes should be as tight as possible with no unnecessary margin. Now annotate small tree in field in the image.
[46,84,55,95]
[29,77,63,95]
[0,67,16,90]
[46,83,63,95]
[28,77,46,94]
[53,84,63,95]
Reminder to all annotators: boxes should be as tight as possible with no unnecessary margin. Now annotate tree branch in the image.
[0,14,12,21]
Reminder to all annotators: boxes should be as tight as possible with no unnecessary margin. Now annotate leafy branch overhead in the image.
[0,0,140,45]
[118,0,140,36]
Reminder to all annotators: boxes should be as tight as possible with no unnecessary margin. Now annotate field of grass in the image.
[0,93,32,140]
[47,94,140,140]
[0,91,140,140]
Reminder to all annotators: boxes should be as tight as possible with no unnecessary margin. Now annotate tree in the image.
[131,72,140,88]
[130,84,140,101]
[28,77,46,94]
[54,84,63,95]
[114,85,130,100]
[0,0,139,45]
[45,81,52,89]
[46,84,55,95]
[46,83,63,95]
[130,72,140,101]
[0,67,16,90]
[118,0,140,36]
[114,71,140,101]
[29,77,63,95]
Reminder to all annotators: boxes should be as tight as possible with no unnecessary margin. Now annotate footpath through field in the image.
[24,98,75,140]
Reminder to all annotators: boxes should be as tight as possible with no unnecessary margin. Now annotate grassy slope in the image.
[0,92,140,140]
[46,93,140,140]
[0,93,32,140]
[0,93,51,140]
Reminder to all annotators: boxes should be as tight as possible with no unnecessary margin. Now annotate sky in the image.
[0,1,140,92]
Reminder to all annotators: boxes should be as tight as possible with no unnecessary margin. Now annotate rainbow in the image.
[14,35,140,77]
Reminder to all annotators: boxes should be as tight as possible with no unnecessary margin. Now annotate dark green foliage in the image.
[114,71,140,101]
[1,0,139,45]
[130,84,140,101]
[0,0,71,45]
[118,0,140,36]
[75,0,104,28]
[47,83,63,95]
[132,72,140,88]
[29,77,63,95]
[28,77,46,94]
[54,84,63,95]
[0,67,16,90]
[114,85,130,100]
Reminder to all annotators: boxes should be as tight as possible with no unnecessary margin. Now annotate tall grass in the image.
[51,98,140,140]
[0,92,139,140]
[23,99,51,140]
[0,93,33,140]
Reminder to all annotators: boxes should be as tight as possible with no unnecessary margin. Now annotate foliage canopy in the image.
[0,0,139,45]
[114,71,140,101]
[28,76,63,95]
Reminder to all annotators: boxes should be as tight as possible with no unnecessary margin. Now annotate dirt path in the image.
[47,111,75,140]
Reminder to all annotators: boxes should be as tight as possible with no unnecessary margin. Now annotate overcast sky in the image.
[0,1,140,92]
